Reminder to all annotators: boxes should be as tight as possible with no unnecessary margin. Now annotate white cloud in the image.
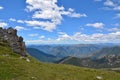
[25,0,87,32]
[26,40,43,43]
[104,0,116,7]
[9,18,25,23]
[0,22,8,28]
[103,0,120,11]
[17,20,24,23]
[26,31,120,44]
[39,36,45,39]
[0,6,3,10]
[9,18,25,24]
[114,23,120,26]
[25,20,56,32]
[102,0,120,18]
[57,31,120,43]
[86,22,104,28]
[28,34,38,37]
[15,26,28,31]
[113,6,120,10]
[61,8,87,18]
[57,32,71,41]
[9,18,16,22]
[114,13,120,18]
[70,13,87,18]
[26,38,56,44]
[33,27,41,29]
[108,27,120,32]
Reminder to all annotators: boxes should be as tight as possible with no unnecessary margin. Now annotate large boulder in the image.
[0,27,27,56]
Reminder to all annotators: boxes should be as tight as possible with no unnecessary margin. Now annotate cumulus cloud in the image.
[113,6,120,10]
[114,13,120,18]
[103,0,120,11]
[57,32,71,41]
[0,6,3,10]
[39,36,45,39]
[104,0,116,7]
[0,22,8,28]
[15,26,29,31]
[86,22,104,28]
[57,31,120,43]
[26,37,56,44]
[61,8,87,18]
[101,0,120,18]
[17,20,24,23]
[26,31,120,44]
[108,27,120,32]
[25,20,56,32]
[9,18,16,22]
[114,23,120,26]
[9,18,25,24]
[25,0,87,32]
[26,39,54,44]
[26,40,42,43]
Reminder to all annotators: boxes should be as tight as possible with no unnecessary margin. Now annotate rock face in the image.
[0,27,27,56]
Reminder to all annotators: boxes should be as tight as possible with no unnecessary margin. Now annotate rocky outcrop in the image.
[0,27,27,56]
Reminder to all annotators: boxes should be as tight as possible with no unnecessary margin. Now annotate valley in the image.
[27,44,120,68]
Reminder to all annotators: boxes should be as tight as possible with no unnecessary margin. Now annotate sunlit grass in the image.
[0,41,120,80]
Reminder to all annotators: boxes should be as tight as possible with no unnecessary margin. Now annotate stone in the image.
[26,58,30,62]
[0,27,28,56]
[96,76,103,80]
[7,27,17,36]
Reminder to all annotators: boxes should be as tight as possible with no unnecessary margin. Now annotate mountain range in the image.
[27,44,118,58]
[92,46,120,59]
[58,46,120,68]
[1,27,120,80]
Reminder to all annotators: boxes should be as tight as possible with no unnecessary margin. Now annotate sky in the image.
[0,0,120,44]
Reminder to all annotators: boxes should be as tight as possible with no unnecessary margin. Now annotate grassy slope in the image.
[0,42,120,80]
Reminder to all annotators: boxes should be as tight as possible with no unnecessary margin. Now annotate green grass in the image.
[0,42,120,80]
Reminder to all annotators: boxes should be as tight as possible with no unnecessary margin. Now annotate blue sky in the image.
[0,0,120,44]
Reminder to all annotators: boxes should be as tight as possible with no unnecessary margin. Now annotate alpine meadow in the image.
[0,0,120,80]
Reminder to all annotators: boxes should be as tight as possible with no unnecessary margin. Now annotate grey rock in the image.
[0,27,27,56]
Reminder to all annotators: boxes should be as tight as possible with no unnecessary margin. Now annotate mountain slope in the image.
[28,44,106,58]
[58,55,120,68]
[27,48,61,62]
[58,56,90,67]
[92,46,120,59]
[1,41,120,80]
[58,46,120,68]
